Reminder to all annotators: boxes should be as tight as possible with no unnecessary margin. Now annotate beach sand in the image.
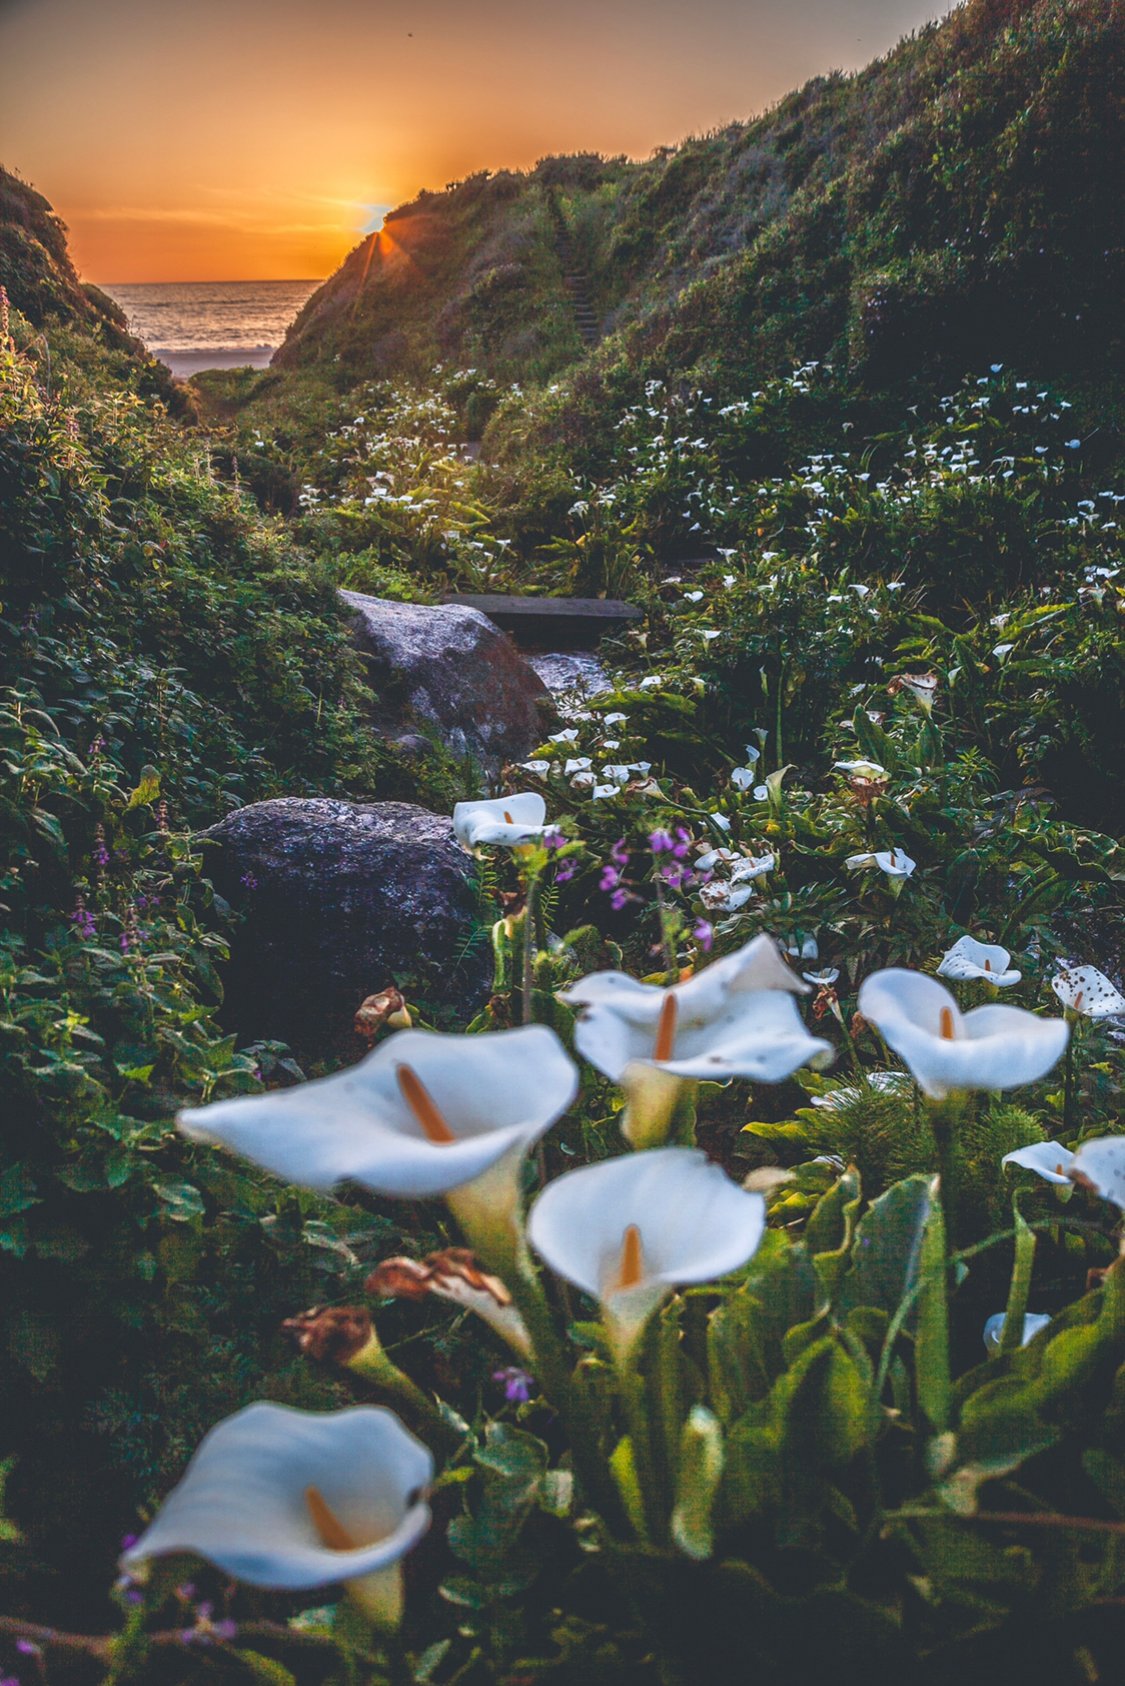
[159,347,276,379]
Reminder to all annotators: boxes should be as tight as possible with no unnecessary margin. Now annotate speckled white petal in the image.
[1070,1136,1125,1210]
[1051,964,1125,1018]
[1001,1140,1076,1184]
[122,1404,432,1590]
[179,1025,577,1198]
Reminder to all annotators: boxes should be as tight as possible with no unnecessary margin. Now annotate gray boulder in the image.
[340,591,554,772]
[203,798,489,1059]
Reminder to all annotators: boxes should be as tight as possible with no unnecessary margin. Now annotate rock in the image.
[340,591,554,772]
[203,798,490,1059]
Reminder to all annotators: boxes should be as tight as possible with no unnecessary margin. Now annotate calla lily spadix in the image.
[1051,963,1125,1019]
[527,1147,766,1360]
[179,1025,578,1255]
[122,1403,433,1629]
[857,969,1068,1099]
[560,934,833,1147]
[453,792,549,850]
[937,935,1021,988]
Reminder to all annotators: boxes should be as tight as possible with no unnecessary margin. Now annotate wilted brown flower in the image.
[848,775,889,806]
[887,672,939,714]
[283,1304,373,1366]
[366,1248,529,1356]
[367,1247,513,1311]
[354,987,411,1044]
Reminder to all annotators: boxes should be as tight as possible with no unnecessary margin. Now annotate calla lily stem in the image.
[499,1240,624,1530]
[1062,1015,1079,1138]
[521,869,542,1027]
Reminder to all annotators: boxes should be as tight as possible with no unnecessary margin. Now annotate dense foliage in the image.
[2,1,1124,1680]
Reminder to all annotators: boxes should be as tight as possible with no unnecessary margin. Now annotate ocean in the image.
[100,279,322,377]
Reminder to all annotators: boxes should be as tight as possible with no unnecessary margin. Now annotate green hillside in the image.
[274,0,1122,414]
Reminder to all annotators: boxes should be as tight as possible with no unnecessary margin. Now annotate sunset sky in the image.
[1,0,950,283]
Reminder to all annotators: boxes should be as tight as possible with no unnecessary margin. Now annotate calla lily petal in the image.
[1051,964,1125,1019]
[937,935,1021,988]
[983,1312,1051,1355]
[1001,1140,1075,1184]
[453,793,548,849]
[857,969,1068,1099]
[527,1148,766,1356]
[561,936,830,1127]
[122,1403,433,1591]
[179,1025,578,1199]
[1069,1136,1125,1209]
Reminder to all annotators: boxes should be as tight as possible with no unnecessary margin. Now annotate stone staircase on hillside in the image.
[546,194,600,349]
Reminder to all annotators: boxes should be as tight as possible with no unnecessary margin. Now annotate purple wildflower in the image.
[213,1620,238,1642]
[610,887,631,912]
[555,860,576,884]
[240,872,259,891]
[610,837,630,867]
[93,842,111,868]
[692,918,714,952]
[599,864,622,893]
[542,827,567,851]
[70,906,97,939]
[648,828,676,855]
[494,1366,535,1404]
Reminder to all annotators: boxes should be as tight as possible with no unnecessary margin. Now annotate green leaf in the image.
[0,1163,39,1219]
[609,1435,647,1539]
[914,1179,950,1433]
[154,1179,205,1222]
[807,1165,862,1301]
[231,1650,297,1685]
[125,764,161,809]
[838,1173,934,1320]
[997,1197,1036,1357]
[671,1406,724,1561]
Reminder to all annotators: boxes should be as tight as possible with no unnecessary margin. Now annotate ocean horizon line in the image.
[98,277,326,287]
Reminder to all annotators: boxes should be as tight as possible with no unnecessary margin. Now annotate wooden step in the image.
[444,593,641,648]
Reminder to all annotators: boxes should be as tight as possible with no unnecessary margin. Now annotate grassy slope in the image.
[270,0,1122,448]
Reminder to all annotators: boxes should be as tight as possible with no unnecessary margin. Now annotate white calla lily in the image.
[937,935,1021,987]
[1001,1140,1075,1184]
[1051,964,1125,1018]
[846,848,916,879]
[121,1403,432,1628]
[834,759,887,778]
[857,969,1068,1099]
[179,1026,578,1255]
[453,792,548,849]
[983,1312,1051,1355]
[561,935,832,1146]
[527,1148,766,1359]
